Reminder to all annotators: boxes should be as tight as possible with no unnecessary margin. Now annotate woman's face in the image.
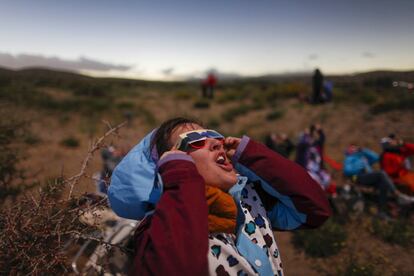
[169,124,238,191]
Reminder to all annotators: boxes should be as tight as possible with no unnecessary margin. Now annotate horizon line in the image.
[1,65,414,82]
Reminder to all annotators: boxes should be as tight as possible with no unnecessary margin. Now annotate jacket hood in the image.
[108,129,162,220]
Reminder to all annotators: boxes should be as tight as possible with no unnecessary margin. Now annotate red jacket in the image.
[131,139,331,275]
[206,74,217,86]
[381,143,414,178]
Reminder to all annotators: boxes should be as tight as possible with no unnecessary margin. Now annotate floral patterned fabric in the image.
[208,181,283,276]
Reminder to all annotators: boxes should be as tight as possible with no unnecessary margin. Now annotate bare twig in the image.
[66,121,127,199]
[102,120,112,130]
[64,231,134,254]
[29,192,39,209]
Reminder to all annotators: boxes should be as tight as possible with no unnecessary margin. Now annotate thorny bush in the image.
[0,119,127,274]
[0,178,97,274]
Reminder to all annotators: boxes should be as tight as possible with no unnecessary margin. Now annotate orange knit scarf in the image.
[205,185,237,234]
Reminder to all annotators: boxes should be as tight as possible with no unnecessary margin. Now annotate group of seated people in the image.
[343,139,414,218]
[266,127,414,219]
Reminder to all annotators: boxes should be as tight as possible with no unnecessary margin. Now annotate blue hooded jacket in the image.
[343,148,379,177]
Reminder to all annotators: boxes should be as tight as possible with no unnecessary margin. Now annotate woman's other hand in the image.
[224,137,241,159]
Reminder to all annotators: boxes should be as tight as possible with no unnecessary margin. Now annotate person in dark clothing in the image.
[265,132,294,159]
[296,125,325,168]
[101,146,123,178]
[295,128,311,168]
[201,80,208,98]
[312,68,324,104]
[310,124,325,168]
[296,126,332,192]
[97,145,124,195]
[265,133,276,149]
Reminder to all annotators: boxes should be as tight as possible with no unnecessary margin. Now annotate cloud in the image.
[161,67,174,76]
[308,54,318,60]
[362,51,375,58]
[0,52,132,72]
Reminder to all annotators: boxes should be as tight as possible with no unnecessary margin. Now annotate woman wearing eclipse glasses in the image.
[108,117,331,275]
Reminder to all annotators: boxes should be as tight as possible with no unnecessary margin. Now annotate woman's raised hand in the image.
[224,136,241,159]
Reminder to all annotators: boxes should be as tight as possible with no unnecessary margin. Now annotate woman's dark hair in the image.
[151,117,203,157]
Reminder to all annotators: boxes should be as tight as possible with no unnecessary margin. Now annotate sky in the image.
[1,0,414,80]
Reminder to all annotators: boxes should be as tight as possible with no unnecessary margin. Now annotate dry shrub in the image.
[371,217,414,247]
[193,99,210,109]
[292,218,347,258]
[0,178,93,274]
[0,121,127,274]
[60,136,81,148]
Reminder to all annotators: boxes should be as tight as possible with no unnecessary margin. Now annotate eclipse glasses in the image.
[175,129,224,152]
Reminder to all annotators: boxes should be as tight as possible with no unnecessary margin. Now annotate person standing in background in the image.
[206,73,217,99]
[312,68,324,104]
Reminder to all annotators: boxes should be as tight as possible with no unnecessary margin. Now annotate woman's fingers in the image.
[224,137,241,159]
[224,137,241,150]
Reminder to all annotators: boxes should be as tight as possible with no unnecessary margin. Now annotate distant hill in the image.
[0,67,190,93]
[329,70,414,87]
[0,67,146,86]
[1,66,413,86]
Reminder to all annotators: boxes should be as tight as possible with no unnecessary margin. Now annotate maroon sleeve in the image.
[237,138,332,229]
[130,160,209,276]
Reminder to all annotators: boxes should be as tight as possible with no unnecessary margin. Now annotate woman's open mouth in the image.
[216,152,233,172]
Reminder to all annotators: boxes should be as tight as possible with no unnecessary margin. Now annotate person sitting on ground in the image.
[264,132,295,159]
[380,134,414,194]
[108,117,331,275]
[295,126,334,194]
[343,144,414,217]
[295,127,312,168]
[97,145,125,195]
[310,124,325,168]
[312,68,324,104]
[322,80,334,102]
